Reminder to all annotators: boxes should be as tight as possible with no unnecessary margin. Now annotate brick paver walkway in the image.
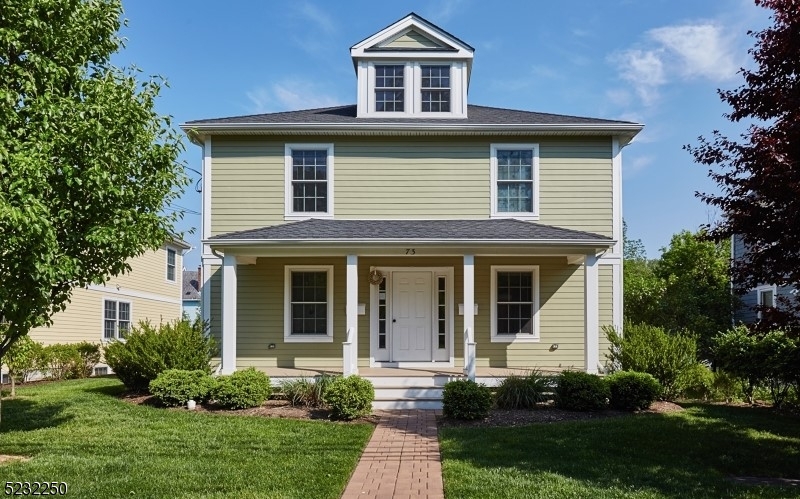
[341,410,444,499]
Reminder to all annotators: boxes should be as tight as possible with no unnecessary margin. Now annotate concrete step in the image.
[373,398,443,410]
[365,375,459,388]
[374,387,443,399]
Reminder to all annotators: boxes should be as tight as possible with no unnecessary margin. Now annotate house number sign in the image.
[405,248,416,255]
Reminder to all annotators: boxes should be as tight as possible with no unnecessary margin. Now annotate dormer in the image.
[350,13,474,119]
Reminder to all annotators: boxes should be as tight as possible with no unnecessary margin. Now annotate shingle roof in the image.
[209,219,611,243]
[182,270,200,300]
[184,104,634,127]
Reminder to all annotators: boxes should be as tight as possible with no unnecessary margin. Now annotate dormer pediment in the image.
[351,13,474,119]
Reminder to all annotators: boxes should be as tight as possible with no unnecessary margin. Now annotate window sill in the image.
[490,214,540,221]
[490,335,540,343]
[283,335,334,343]
[284,213,334,222]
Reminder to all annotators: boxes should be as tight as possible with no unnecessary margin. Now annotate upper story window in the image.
[166,248,177,282]
[284,144,334,220]
[490,144,540,220]
[375,65,405,112]
[421,65,450,112]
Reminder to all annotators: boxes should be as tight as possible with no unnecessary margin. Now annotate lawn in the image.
[0,378,373,498]
[440,404,800,498]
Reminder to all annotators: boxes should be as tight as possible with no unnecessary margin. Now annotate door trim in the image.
[369,266,454,368]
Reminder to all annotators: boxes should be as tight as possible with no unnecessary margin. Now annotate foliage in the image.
[442,379,493,420]
[606,371,661,411]
[213,368,271,410]
[38,344,84,380]
[0,0,188,364]
[679,363,716,400]
[149,369,217,407]
[323,375,375,420]
[75,342,102,378]
[494,371,550,409]
[605,322,699,400]
[554,371,609,411]
[686,0,800,329]
[104,319,217,392]
[0,333,40,396]
[280,374,338,407]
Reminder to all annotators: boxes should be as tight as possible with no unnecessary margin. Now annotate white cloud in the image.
[297,3,336,35]
[625,155,654,176]
[611,49,666,105]
[246,81,343,113]
[429,0,467,22]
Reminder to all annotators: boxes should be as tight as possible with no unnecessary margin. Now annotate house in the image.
[183,268,202,320]
[732,234,798,324]
[181,13,642,408]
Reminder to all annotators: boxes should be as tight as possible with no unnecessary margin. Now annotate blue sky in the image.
[112,0,770,268]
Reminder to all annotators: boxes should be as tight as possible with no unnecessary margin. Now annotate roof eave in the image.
[204,238,614,247]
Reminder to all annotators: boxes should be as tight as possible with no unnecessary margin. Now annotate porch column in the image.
[344,254,358,376]
[584,253,600,374]
[221,253,238,375]
[463,254,476,380]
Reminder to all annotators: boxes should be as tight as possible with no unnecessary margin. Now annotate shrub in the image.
[554,371,609,411]
[281,374,338,407]
[213,368,271,409]
[149,369,217,407]
[104,319,217,392]
[606,371,661,411]
[495,370,550,409]
[679,363,715,400]
[324,375,374,420]
[39,343,82,380]
[1,335,42,395]
[605,321,699,400]
[75,342,101,378]
[442,379,492,420]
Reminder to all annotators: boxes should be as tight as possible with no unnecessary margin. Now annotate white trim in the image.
[346,255,359,374]
[612,137,622,256]
[221,254,238,374]
[584,254,600,373]
[490,144,540,220]
[202,138,212,258]
[201,263,211,325]
[100,296,132,341]
[284,143,335,220]
[283,265,335,343]
[349,13,474,58]
[489,265,540,343]
[756,284,777,318]
[613,261,622,332]
[87,284,182,305]
[165,246,177,283]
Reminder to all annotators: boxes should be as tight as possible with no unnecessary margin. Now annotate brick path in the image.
[341,410,444,499]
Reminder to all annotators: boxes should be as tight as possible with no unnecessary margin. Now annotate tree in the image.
[686,0,800,329]
[0,0,186,422]
[622,221,664,326]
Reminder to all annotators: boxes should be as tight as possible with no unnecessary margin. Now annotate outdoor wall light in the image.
[550,344,559,351]
[268,343,276,350]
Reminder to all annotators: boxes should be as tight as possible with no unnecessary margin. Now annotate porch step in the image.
[374,386,443,399]
[373,398,443,410]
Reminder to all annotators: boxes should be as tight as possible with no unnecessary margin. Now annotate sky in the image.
[112,0,772,269]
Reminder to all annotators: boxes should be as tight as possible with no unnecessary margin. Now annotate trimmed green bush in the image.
[149,369,217,407]
[39,343,82,380]
[606,371,661,411]
[104,318,217,391]
[555,371,609,411]
[281,374,338,407]
[324,375,374,420]
[495,370,550,409]
[442,379,492,420]
[213,368,271,409]
[75,342,102,378]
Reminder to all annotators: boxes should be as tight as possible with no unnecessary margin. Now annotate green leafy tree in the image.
[623,221,665,326]
[0,0,186,424]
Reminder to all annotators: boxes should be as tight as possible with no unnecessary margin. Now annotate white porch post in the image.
[344,254,358,376]
[463,254,476,381]
[584,253,600,374]
[221,254,238,375]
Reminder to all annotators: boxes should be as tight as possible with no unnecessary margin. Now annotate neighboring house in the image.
[732,234,798,324]
[181,13,642,408]
[183,268,202,320]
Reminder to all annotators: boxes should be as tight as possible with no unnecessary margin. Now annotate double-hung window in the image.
[375,65,404,112]
[756,284,777,319]
[490,266,539,342]
[490,144,540,220]
[104,299,131,340]
[285,144,334,219]
[166,248,176,282]
[284,266,334,343]
[421,65,450,112]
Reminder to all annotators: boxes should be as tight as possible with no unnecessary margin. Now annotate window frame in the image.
[489,144,540,220]
[102,298,132,341]
[166,247,177,283]
[284,144,335,221]
[420,64,451,113]
[490,265,540,343]
[374,64,406,112]
[756,284,777,319]
[283,265,334,343]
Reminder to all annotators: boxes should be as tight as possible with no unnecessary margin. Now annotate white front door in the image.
[391,271,432,362]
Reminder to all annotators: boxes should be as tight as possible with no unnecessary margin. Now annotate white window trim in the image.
[756,284,778,319]
[101,297,132,341]
[490,144,540,220]
[490,265,540,343]
[284,144,335,221]
[284,265,334,343]
[165,247,177,283]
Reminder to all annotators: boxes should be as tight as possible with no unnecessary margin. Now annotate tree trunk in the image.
[10,375,15,398]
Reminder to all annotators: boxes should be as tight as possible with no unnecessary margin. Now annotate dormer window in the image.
[421,65,450,112]
[375,65,405,112]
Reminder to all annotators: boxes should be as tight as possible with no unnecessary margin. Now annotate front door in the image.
[391,271,432,362]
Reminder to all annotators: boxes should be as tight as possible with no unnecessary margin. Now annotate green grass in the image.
[0,378,373,498]
[440,404,800,498]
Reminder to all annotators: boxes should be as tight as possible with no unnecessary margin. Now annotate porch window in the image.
[284,144,334,219]
[284,265,334,343]
[490,144,540,220]
[490,266,540,342]
[104,299,131,340]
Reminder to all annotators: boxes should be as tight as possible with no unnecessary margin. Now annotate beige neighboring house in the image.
[181,13,643,408]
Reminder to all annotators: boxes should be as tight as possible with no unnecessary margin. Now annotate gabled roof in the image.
[208,219,612,245]
[350,12,474,54]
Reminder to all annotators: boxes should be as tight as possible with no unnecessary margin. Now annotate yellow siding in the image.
[210,137,613,237]
[598,265,614,370]
[383,30,443,49]
[105,245,182,299]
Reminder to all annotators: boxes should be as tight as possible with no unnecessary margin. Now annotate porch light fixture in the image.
[369,269,384,285]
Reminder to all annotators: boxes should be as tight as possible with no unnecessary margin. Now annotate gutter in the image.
[203,238,615,247]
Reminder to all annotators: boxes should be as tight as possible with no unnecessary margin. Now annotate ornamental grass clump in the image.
[494,370,550,409]
[281,373,338,407]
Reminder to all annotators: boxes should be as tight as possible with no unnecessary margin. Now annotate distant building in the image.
[183,268,201,320]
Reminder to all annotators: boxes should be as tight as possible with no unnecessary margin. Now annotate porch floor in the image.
[260,366,559,378]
